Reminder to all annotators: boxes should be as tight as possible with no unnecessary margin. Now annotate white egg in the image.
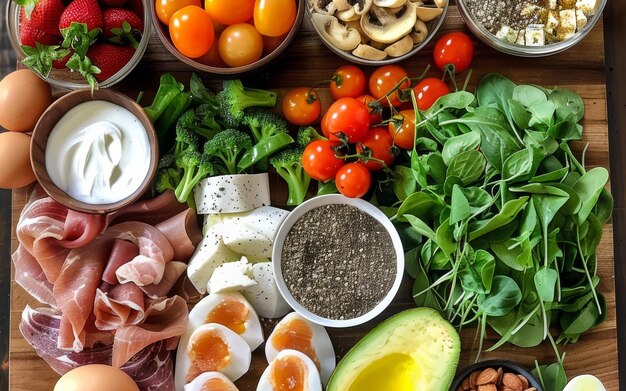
[175,323,251,391]
[183,372,239,391]
[257,349,322,391]
[265,312,335,385]
[563,375,607,391]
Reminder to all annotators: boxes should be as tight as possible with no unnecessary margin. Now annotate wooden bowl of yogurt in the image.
[31,89,158,214]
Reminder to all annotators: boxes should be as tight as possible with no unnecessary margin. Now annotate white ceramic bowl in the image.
[272,194,404,328]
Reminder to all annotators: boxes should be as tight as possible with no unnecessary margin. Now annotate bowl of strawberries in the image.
[6,0,150,90]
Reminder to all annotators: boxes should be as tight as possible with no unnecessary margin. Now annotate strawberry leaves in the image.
[108,21,140,49]
[60,22,100,56]
[66,53,100,92]
[21,43,70,77]
[15,0,40,19]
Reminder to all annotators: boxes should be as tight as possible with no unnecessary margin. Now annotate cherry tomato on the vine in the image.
[218,23,263,67]
[205,0,254,25]
[356,94,383,126]
[169,6,214,58]
[282,87,322,126]
[302,140,345,182]
[388,110,416,150]
[336,163,371,198]
[330,65,366,100]
[413,78,450,110]
[433,32,474,73]
[320,110,331,138]
[156,0,200,25]
[357,127,395,171]
[368,65,410,107]
[254,0,296,37]
[325,97,370,142]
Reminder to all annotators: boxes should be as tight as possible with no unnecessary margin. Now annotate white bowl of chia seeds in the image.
[273,194,404,328]
[456,0,607,56]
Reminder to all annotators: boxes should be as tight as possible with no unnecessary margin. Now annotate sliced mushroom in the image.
[352,44,388,60]
[410,19,428,44]
[312,13,361,50]
[313,0,337,14]
[415,5,443,21]
[433,0,445,7]
[373,0,407,8]
[385,34,413,56]
[361,2,417,44]
[370,40,387,50]
[346,20,369,42]
[351,0,372,15]
[333,0,351,12]
[337,7,361,21]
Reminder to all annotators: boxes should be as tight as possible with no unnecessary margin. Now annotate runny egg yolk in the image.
[269,356,309,391]
[348,353,417,391]
[199,377,238,391]
[206,296,248,334]
[270,318,320,369]
[186,330,231,383]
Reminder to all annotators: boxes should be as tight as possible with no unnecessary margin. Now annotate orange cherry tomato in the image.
[253,0,296,37]
[205,0,254,25]
[169,6,214,58]
[388,110,416,150]
[336,162,371,198]
[156,0,200,25]
[262,33,287,54]
[330,65,366,100]
[196,38,227,67]
[218,23,263,67]
[369,65,410,107]
[282,87,322,126]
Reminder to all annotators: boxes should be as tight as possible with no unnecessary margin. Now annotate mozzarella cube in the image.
[575,0,596,14]
[242,262,291,318]
[194,173,271,214]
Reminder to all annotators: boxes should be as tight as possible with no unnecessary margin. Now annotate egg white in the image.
[183,371,239,391]
[257,349,322,391]
[265,312,335,385]
[563,375,607,391]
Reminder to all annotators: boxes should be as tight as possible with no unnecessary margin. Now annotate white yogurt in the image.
[45,100,150,204]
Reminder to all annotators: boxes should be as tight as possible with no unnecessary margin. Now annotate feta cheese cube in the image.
[496,25,519,44]
[557,9,577,40]
[516,29,526,45]
[576,9,588,30]
[546,11,560,34]
[548,0,557,9]
[575,0,596,15]
[525,25,545,46]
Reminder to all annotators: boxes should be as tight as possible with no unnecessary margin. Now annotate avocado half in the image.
[327,308,460,391]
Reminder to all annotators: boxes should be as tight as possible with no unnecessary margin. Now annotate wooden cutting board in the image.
[9,7,619,390]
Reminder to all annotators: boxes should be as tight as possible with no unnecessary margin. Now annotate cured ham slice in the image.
[102,239,140,285]
[111,190,188,226]
[155,209,202,261]
[94,283,146,330]
[20,306,175,391]
[12,245,57,307]
[111,222,175,287]
[112,295,187,367]
[140,261,187,299]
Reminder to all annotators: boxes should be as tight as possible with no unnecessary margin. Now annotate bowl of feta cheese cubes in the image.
[456,0,606,56]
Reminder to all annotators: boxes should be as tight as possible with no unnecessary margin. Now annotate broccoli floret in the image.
[154,154,181,194]
[204,129,253,175]
[269,148,310,206]
[174,124,201,157]
[241,108,289,143]
[177,104,222,140]
[174,150,215,206]
[218,80,277,128]
[296,126,327,147]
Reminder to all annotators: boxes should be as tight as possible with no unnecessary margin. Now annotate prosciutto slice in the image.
[94,283,145,330]
[102,239,140,285]
[110,190,188,226]
[12,245,56,307]
[155,209,202,261]
[20,306,175,391]
[140,261,187,299]
[112,295,187,367]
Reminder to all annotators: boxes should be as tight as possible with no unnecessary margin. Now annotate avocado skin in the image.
[326,307,461,391]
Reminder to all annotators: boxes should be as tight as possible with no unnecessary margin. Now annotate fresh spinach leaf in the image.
[442,131,481,165]
[513,84,548,107]
[469,197,529,240]
[572,167,609,225]
[549,89,585,122]
[478,275,522,316]
[446,149,486,185]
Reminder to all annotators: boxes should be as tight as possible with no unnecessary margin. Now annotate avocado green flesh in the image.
[327,308,461,391]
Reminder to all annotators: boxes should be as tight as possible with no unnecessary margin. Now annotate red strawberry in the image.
[125,0,144,19]
[16,0,65,36]
[102,8,143,39]
[101,0,128,7]
[87,43,135,82]
[52,50,73,68]
[19,17,61,47]
[59,0,103,32]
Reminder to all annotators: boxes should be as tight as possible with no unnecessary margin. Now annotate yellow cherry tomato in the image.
[169,5,214,58]
[205,0,255,25]
[218,23,263,67]
[253,0,296,37]
[155,0,200,25]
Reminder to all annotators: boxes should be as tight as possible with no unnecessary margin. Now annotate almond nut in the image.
[462,377,471,390]
[477,385,497,391]
[518,374,529,389]
[497,367,504,385]
[524,388,537,391]
[477,368,499,385]
[502,372,524,391]
[469,371,481,388]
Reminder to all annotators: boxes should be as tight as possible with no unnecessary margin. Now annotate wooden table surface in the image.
[3,2,626,390]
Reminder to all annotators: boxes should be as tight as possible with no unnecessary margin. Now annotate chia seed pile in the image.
[281,204,396,320]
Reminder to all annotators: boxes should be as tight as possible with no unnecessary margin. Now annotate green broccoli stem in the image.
[277,168,310,206]
[241,88,277,109]
[175,166,209,204]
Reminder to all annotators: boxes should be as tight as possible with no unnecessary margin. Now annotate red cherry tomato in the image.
[433,32,474,74]
[282,87,322,126]
[388,110,415,150]
[325,97,370,142]
[302,140,345,182]
[356,94,383,126]
[336,162,371,198]
[320,110,331,138]
[368,65,410,107]
[330,65,366,100]
[413,78,451,110]
[169,6,215,58]
[356,127,395,171]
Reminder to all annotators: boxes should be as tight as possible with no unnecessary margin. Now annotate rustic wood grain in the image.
[9,6,619,391]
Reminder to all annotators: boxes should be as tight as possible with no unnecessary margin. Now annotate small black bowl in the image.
[449,359,543,391]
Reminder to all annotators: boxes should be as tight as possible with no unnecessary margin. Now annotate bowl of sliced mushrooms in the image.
[308,0,447,64]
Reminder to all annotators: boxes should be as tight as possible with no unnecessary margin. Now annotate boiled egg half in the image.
[563,375,606,391]
[265,312,335,385]
[258,349,322,391]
